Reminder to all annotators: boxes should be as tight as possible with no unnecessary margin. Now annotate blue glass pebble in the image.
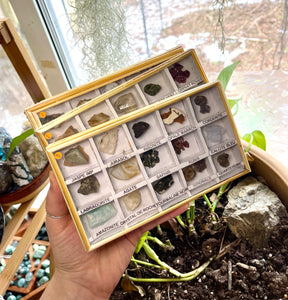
[36,269,45,278]
[25,271,33,282]
[17,278,26,287]
[37,275,49,286]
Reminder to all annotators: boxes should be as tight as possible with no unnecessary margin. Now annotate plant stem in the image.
[146,236,174,251]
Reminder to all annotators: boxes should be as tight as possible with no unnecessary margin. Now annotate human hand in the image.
[41,172,188,300]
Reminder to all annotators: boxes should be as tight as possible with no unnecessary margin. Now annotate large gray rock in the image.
[223,176,287,248]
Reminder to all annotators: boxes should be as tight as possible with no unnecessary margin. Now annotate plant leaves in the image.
[135,231,149,254]
[227,98,241,116]
[242,130,266,151]
[5,129,34,161]
[217,61,240,91]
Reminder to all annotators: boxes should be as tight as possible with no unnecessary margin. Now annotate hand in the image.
[41,172,188,300]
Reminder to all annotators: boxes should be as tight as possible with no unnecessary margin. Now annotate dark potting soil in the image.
[111,181,288,300]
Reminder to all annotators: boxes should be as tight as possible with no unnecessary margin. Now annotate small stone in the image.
[76,99,91,107]
[37,275,49,286]
[141,149,160,168]
[169,63,190,83]
[120,190,142,211]
[34,259,41,267]
[86,203,117,228]
[110,157,140,180]
[98,127,119,155]
[194,95,210,114]
[161,107,185,125]
[144,83,161,96]
[171,136,189,155]
[56,126,79,141]
[36,269,45,279]
[153,174,174,194]
[5,245,15,255]
[33,249,45,259]
[182,165,196,182]
[77,175,100,195]
[132,122,150,138]
[19,266,29,275]
[204,124,224,144]
[40,113,63,125]
[64,145,90,166]
[88,113,110,127]
[113,93,138,114]
[25,272,33,282]
[217,153,230,167]
[0,162,13,194]
[17,278,26,287]
[7,295,17,300]
[41,259,50,269]
[45,267,50,276]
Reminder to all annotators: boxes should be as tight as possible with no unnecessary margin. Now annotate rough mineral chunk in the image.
[114,93,138,114]
[132,121,150,138]
[169,63,190,83]
[56,126,79,141]
[182,165,196,182]
[88,113,110,127]
[141,149,160,168]
[204,124,224,144]
[194,95,211,114]
[121,190,142,211]
[64,145,89,166]
[217,153,230,167]
[76,99,91,107]
[172,136,189,155]
[144,83,161,96]
[97,127,119,154]
[110,157,140,180]
[40,113,63,125]
[193,159,207,172]
[86,203,117,228]
[161,107,185,125]
[153,174,174,194]
[77,175,100,195]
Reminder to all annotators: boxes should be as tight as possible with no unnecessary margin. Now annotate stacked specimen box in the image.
[25,49,250,251]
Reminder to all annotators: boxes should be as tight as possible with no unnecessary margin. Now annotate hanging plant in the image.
[67,0,133,80]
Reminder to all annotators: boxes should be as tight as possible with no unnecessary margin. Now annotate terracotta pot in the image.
[241,140,288,208]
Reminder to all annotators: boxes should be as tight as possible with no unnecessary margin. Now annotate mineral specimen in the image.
[0,162,13,194]
[64,145,89,166]
[76,99,91,107]
[56,126,79,141]
[141,149,160,168]
[132,121,150,138]
[172,136,190,154]
[217,153,230,167]
[110,157,140,180]
[88,112,110,127]
[114,93,138,114]
[182,165,196,182]
[204,124,224,144]
[153,174,174,194]
[77,175,100,195]
[161,107,185,125]
[120,190,141,211]
[40,113,63,125]
[169,63,190,83]
[86,203,117,228]
[97,127,119,154]
[193,159,207,172]
[194,95,210,114]
[144,83,161,96]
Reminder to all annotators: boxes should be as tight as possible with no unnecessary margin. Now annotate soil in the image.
[111,175,288,300]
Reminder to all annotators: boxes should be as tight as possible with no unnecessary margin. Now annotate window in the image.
[1,0,288,166]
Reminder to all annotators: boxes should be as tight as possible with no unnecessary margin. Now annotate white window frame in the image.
[9,0,70,95]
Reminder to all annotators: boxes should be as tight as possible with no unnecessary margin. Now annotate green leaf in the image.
[5,129,34,161]
[227,98,241,116]
[242,130,266,151]
[217,61,240,91]
[135,231,149,254]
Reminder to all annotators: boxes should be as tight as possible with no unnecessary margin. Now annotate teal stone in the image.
[11,240,19,247]
[7,295,17,300]
[24,253,29,261]
[36,269,45,278]
[4,245,15,255]
[33,244,39,251]
[86,203,117,228]
[33,249,45,259]
[16,295,22,300]
[20,266,29,275]
[41,259,50,269]
[45,267,50,276]
[37,275,49,286]
[34,259,41,267]
[0,266,5,273]
[17,278,26,287]
[0,258,5,266]
[25,272,33,282]
[10,280,15,285]
[38,245,47,252]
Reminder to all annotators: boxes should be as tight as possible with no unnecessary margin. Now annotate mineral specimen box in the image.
[43,81,250,251]
[25,48,250,251]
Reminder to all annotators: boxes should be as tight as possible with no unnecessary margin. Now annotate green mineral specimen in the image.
[86,203,117,228]
[144,83,161,96]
